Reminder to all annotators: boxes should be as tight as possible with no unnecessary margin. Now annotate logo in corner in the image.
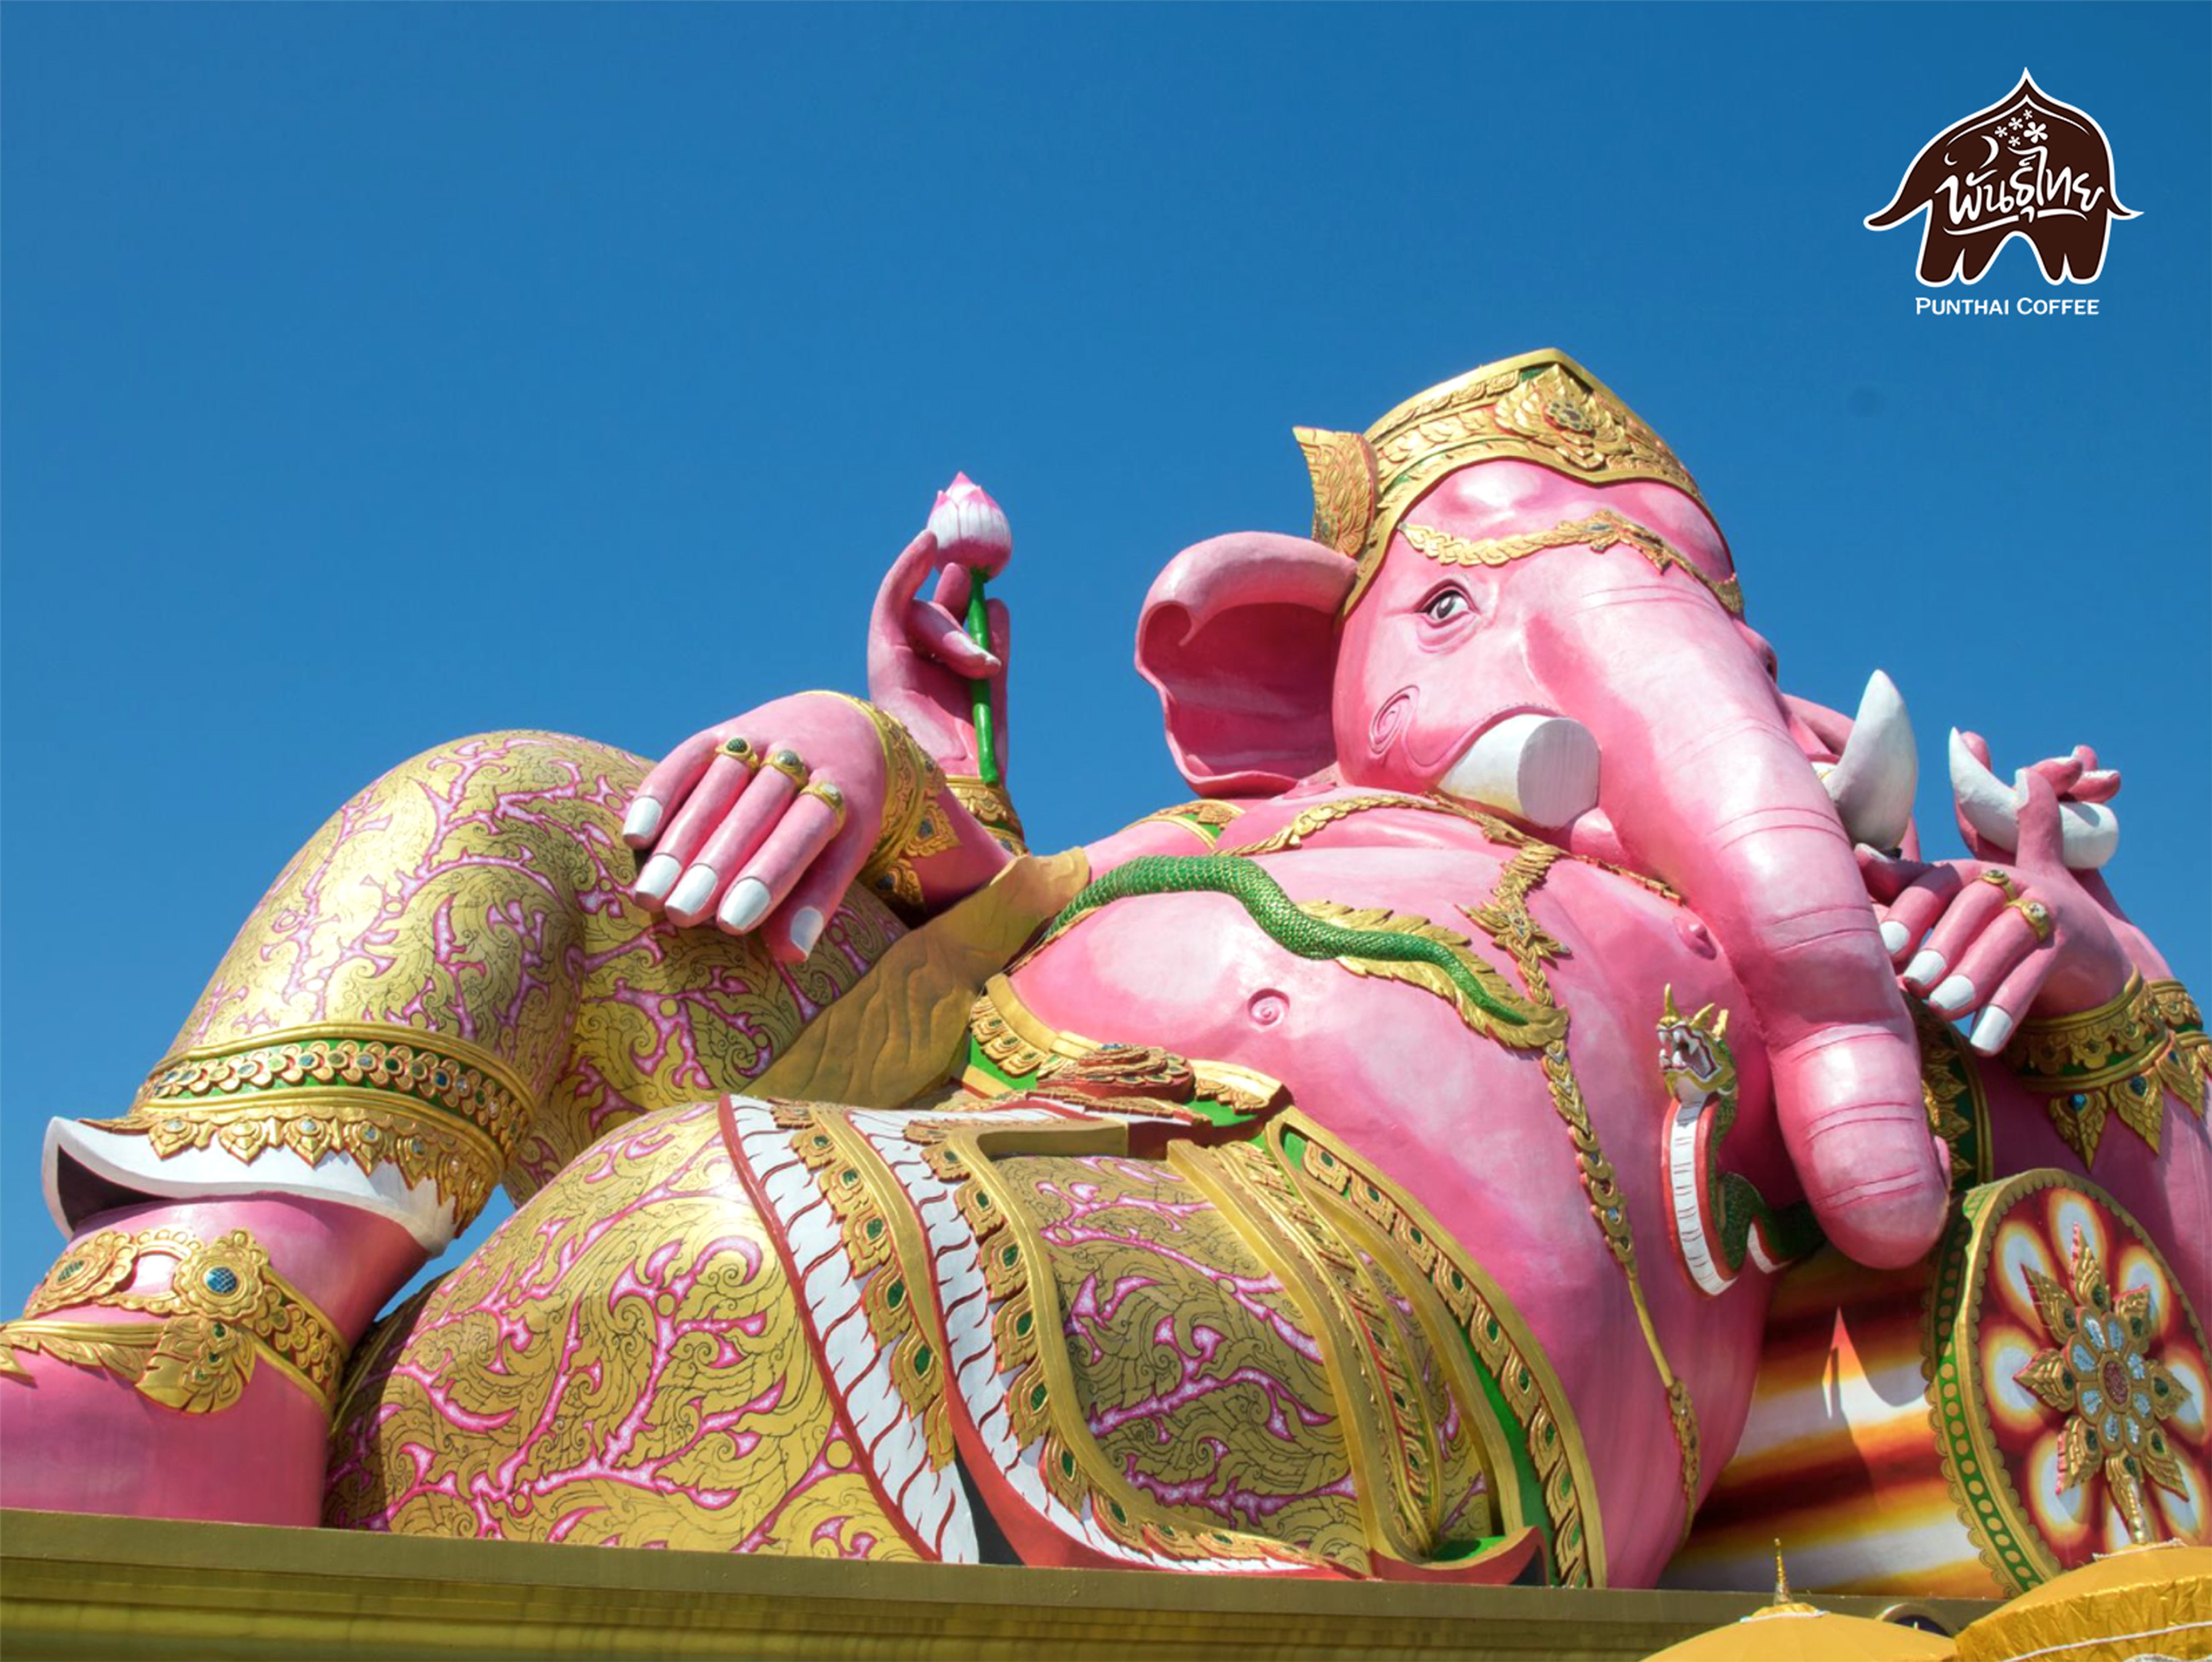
[1867,70,2136,285]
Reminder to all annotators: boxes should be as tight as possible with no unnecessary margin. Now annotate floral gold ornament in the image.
[1914,996,1994,1195]
[1,1226,345,1413]
[85,1025,536,1225]
[1401,511,1746,620]
[828,694,950,915]
[1295,350,1721,617]
[1922,1169,2211,1594]
[62,734,904,1216]
[1463,841,1703,1534]
[947,773,1026,854]
[325,1104,927,1556]
[1134,798,1245,848]
[2012,1227,2193,1544]
[1293,425,1379,559]
[2005,972,2199,1165]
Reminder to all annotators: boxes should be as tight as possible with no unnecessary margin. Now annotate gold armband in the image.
[0,1226,345,1415]
[948,773,1028,854]
[2005,972,2207,1166]
[819,694,949,914]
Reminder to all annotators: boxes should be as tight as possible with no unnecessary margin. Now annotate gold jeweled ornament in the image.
[2006,971,2206,1165]
[831,693,953,915]
[2012,1228,2193,1543]
[1,1226,345,1413]
[946,774,1027,854]
[1295,350,1728,619]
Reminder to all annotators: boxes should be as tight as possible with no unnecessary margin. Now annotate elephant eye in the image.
[1420,587,1473,623]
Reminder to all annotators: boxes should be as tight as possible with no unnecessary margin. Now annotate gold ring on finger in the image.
[718,736,763,771]
[763,748,810,787]
[799,780,848,832]
[2006,896,2054,943]
[1979,869,2021,900]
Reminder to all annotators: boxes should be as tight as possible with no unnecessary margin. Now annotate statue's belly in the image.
[1002,843,1782,1586]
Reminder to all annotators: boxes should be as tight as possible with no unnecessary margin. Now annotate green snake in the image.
[1046,854,1534,1033]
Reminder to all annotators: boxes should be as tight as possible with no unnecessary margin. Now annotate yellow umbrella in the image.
[1956,1541,2211,1662]
[1644,1550,1956,1661]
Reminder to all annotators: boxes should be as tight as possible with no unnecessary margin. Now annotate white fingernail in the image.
[668,864,718,917]
[1880,921,1910,955]
[1973,1006,2016,1055]
[636,853,681,901]
[622,797,662,842]
[790,907,825,956]
[719,877,772,931]
[1929,974,1977,1015]
[1905,948,1947,986]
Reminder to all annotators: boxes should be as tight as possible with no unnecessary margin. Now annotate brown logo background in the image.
[1867,70,2135,285]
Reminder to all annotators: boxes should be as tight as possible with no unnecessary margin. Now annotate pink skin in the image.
[1026,802,1782,1586]
[627,694,883,962]
[629,483,1018,948]
[1865,738,2146,1053]
[0,1194,422,1525]
[1124,462,1946,1270]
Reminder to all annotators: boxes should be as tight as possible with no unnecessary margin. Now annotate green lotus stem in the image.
[965,571,1001,787]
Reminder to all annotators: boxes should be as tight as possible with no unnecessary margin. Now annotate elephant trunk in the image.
[1544,586,1949,1267]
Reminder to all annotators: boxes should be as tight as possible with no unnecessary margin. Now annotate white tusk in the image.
[1946,728,2120,871]
[1819,669,1918,852]
[1439,714,1601,830]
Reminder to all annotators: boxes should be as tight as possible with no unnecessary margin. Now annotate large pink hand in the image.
[866,476,1012,777]
[1864,767,2132,1056]
[621,692,889,964]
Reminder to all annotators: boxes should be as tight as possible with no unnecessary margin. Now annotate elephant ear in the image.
[1135,531,1351,797]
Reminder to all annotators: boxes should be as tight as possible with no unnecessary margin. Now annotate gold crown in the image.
[1296,350,1711,617]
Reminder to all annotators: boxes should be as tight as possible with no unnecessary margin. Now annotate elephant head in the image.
[1135,350,1947,1268]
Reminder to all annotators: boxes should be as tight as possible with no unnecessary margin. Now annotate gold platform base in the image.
[0,1510,1996,1661]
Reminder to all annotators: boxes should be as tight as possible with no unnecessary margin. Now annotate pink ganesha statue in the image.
[3,350,2205,1597]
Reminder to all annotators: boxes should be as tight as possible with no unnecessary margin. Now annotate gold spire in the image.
[1745,1539,1823,1620]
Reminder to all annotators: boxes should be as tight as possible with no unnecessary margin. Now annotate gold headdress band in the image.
[1296,349,1733,618]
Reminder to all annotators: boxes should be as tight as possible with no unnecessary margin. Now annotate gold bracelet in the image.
[2005,972,2199,1165]
[817,694,947,913]
[947,773,1028,854]
[2,1226,345,1415]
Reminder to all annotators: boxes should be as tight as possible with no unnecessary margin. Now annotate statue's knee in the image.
[373,730,646,803]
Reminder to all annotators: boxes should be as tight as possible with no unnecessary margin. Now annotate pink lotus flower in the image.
[928,471,1012,573]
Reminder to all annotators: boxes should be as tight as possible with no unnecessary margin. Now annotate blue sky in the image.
[4,5,2205,1301]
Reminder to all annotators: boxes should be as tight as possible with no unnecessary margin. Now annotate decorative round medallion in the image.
[1925,1169,2209,1594]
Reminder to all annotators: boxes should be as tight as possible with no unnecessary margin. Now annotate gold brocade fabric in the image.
[997,1151,1372,1566]
[324,1101,918,1557]
[81,732,904,1220]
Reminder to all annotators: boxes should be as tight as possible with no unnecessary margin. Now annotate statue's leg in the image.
[324,1100,928,1558]
[4,731,902,1525]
